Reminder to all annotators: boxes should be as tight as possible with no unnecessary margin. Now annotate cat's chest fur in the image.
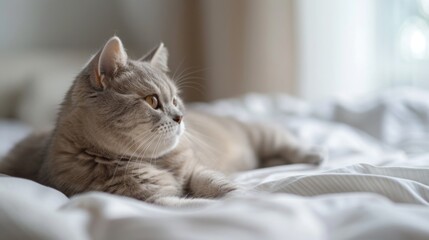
[43,146,190,199]
[127,148,196,199]
[126,161,186,197]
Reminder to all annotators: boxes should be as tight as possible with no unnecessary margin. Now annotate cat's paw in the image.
[296,147,326,165]
[190,168,239,199]
[213,181,238,198]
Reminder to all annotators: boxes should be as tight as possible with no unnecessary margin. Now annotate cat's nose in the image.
[172,115,183,124]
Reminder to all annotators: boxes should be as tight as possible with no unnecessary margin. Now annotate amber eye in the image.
[172,98,177,106]
[145,95,159,109]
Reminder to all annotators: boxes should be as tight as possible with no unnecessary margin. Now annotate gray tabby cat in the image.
[0,37,323,206]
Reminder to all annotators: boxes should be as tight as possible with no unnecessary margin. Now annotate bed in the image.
[1,88,429,240]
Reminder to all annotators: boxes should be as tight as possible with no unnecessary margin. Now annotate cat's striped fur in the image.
[0,37,323,206]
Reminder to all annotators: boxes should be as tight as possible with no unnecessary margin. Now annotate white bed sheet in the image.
[1,88,429,240]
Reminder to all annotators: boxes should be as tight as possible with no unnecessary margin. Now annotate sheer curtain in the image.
[200,0,297,101]
[124,0,428,103]
[3,0,425,106]
[121,0,297,102]
[296,0,429,102]
[375,0,429,89]
[295,0,378,102]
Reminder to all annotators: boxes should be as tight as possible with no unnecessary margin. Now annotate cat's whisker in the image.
[149,136,162,165]
[120,131,157,176]
[179,85,206,95]
[175,77,204,91]
[109,131,155,185]
[182,134,215,163]
[172,64,192,84]
[123,136,152,178]
[107,129,154,185]
[185,130,220,155]
[132,132,162,168]
[177,76,206,83]
[174,67,208,86]
[115,128,154,164]
[126,132,157,168]
[174,66,202,84]
[139,133,160,166]
[176,67,208,81]
[173,66,208,95]
[185,121,225,153]
[122,133,158,182]
[176,69,207,80]
[175,77,206,89]
[175,79,206,89]
[148,133,164,166]
[176,82,205,92]
[171,58,186,81]
[184,132,206,153]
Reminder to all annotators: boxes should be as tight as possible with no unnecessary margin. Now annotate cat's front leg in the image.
[101,176,151,201]
[187,166,237,198]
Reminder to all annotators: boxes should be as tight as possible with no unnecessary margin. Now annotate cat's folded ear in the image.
[89,36,128,90]
[140,43,169,72]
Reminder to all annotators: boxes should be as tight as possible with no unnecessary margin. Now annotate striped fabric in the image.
[254,164,429,205]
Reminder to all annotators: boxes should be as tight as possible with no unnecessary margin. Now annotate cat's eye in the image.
[173,98,177,106]
[145,95,160,109]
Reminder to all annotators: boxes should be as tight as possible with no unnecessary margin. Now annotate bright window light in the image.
[409,28,427,57]
[400,17,429,60]
[420,0,429,17]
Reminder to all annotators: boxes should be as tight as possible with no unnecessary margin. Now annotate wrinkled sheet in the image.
[2,88,429,240]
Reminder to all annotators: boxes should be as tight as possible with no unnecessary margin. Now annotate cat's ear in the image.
[140,43,169,72]
[91,36,128,89]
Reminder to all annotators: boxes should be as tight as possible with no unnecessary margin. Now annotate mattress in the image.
[1,88,429,240]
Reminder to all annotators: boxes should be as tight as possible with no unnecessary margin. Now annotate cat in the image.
[0,37,323,206]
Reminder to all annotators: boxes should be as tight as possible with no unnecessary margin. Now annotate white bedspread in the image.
[2,88,429,240]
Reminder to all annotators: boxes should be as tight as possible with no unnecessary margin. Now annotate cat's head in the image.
[69,37,185,159]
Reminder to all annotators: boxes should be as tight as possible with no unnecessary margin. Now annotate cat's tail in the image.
[0,131,50,182]
[245,123,325,167]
